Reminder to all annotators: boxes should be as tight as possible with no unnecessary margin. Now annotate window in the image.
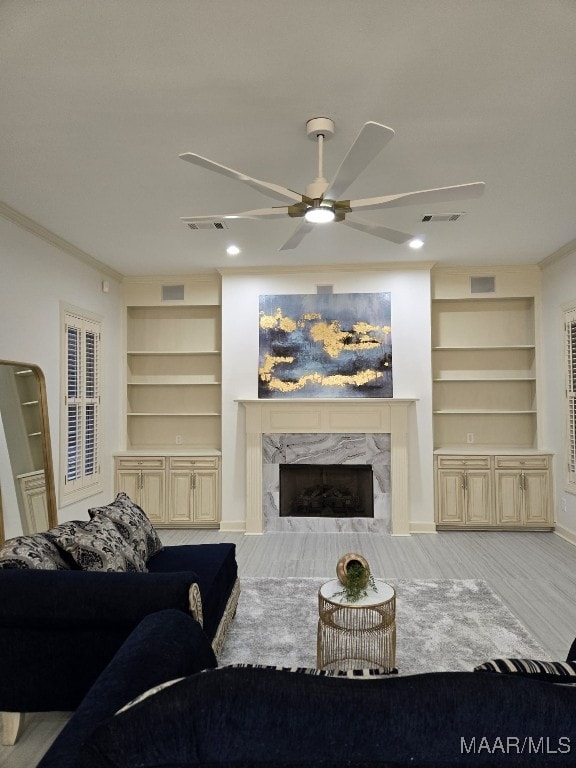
[565,307,576,492]
[60,306,102,505]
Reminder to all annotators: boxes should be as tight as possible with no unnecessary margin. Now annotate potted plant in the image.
[334,553,377,603]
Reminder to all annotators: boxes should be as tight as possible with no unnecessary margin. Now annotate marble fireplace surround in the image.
[239,399,415,535]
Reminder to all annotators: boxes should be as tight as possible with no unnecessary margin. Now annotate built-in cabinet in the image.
[114,453,220,527]
[118,277,221,527]
[435,452,552,529]
[432,268,553,530]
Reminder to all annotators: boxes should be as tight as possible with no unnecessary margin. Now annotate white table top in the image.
[320,578,395,607]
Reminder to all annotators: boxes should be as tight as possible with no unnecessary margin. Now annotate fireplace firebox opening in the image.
[279,464,374,518]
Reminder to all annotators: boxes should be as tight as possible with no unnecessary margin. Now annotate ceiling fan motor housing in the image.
[306,117,335,140]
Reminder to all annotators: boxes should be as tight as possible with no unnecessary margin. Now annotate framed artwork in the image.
[258,292,392,398]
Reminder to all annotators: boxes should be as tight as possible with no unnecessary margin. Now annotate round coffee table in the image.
[317,578,396,672]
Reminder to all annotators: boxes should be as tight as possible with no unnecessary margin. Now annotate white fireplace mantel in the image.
[238,399,416,536]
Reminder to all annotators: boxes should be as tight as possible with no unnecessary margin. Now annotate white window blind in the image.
[565,307,576,491]
[61,309,102,504]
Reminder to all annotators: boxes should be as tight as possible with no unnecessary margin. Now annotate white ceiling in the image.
[1,0,575,276]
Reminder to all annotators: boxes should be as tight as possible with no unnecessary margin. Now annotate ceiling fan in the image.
[179,117,485,251]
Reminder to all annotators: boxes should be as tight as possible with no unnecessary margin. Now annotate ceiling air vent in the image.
[421,213,465,222]
[186,221,228,230]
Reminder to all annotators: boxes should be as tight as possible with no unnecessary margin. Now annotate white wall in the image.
[0,216,123,523]
[220,266,434,532]
[541,248,576,539]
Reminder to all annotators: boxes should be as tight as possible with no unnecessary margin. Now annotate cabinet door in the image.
[495,471,523,525]
[116,470,141,503]
[465,471,493,525]
[169,470,195,524]
[437,470,466,524]
[192,470,219,524]
[523,471,551,525]
[140,470,166,525]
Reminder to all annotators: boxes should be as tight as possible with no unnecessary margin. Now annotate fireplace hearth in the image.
[280,464,374,518]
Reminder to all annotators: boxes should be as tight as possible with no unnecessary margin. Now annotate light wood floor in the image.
[2,529,576,767]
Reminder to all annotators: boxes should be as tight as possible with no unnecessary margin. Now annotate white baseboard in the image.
[554,524,576,547]
[409,521,438,534]
[219,520,246,533]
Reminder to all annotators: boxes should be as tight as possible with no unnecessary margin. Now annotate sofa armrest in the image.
[37,609,217,768]
[0,570,199,630]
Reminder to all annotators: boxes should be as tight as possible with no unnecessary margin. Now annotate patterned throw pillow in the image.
[474,658,576,683]
[0,532,72,570]
[43,520,89,569]
[89,492,163,565]
[54,514,146,572]
[219,664,397,677]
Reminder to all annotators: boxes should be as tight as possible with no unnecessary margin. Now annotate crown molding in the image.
[218,261,436,276]
[539,239,576,270]
[122,273,220,284]
[431,264,541,276]
[0,200,123,281]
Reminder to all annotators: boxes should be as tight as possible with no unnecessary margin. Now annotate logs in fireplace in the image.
[279,464,374,518]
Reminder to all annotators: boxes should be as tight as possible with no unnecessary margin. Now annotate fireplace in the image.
[239,399,415,535]
[279,464,374,518]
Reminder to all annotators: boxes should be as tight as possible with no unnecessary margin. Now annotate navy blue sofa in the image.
[0,542,239,737]
[38,615,576,768]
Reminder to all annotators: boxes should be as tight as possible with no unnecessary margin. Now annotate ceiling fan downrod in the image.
[305,117,335,203]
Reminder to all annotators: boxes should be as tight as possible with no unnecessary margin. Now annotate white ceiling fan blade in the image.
[343,217,414,245]
[181,207,290,224]
[279,222,315,251]
[179,153,303,204]
[324,122,395,202]
[350,182,486,212]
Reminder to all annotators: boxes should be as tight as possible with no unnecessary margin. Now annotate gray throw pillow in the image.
[54,514,146,572]
[0,532,71,570]
[89,492,163,565]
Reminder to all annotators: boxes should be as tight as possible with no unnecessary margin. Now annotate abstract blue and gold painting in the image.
[258,292,392,398]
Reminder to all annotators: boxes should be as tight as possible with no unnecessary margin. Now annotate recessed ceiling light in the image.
[408,238,424,250]
[226,244,240,256]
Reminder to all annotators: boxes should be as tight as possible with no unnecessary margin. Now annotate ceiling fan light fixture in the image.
[408,237,425,249]
[304,202,335,224]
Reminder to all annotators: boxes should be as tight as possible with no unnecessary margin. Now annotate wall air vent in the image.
[470,276,496,294]
[161,284,185,302]
[186,221,228,230]
[421,213,465,222]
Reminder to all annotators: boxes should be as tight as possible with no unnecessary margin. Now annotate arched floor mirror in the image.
[0,360,58,544]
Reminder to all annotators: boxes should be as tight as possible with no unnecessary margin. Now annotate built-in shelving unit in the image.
[118,277,222,528]
[124,287,222,452]
[431,268,552,531]
[432,297,537,450]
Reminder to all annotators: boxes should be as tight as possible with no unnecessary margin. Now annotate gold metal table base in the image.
[317,579,396,672]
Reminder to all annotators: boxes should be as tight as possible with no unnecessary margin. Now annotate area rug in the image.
[219,578,546,675]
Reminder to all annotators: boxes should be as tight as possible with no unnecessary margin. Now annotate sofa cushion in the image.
[73,667,576,768]
[474,657,576,683]
[54,515,146,572]
[0,532,71,570]
[89,492,163,564]
[116,664,392,715]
